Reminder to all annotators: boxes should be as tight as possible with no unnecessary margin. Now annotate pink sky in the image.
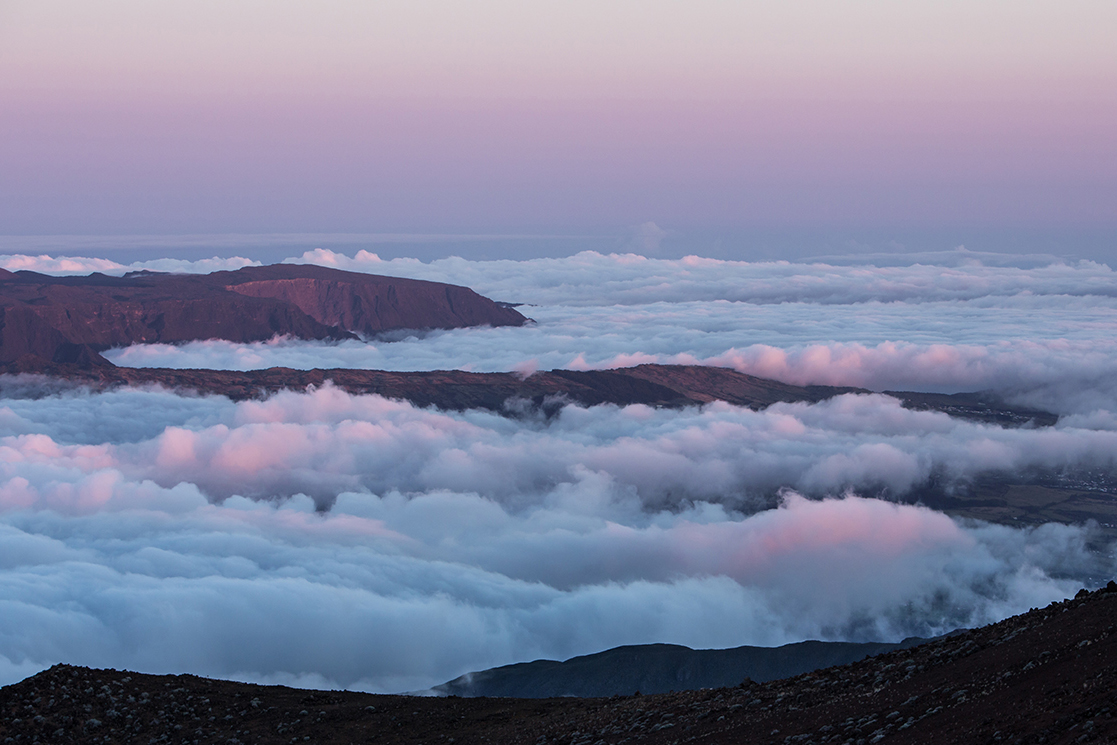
[1,1,1114,236]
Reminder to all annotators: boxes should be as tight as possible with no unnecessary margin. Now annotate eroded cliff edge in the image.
[0,263,528,366]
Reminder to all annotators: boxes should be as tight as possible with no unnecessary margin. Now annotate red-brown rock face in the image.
[223,265,522,336]
[0,264,526,366]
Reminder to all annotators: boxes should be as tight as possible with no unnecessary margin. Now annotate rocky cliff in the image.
[0,264,527,366]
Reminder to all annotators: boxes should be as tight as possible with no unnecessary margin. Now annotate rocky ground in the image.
[3,583,1115,745]
[0,362,1055,429]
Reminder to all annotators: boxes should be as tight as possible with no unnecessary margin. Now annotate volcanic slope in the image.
[0,361,1056,429]
[3,583,1115,745]
[0,264,527,366]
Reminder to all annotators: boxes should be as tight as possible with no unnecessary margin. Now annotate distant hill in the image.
[0,263,527,366]
[0,360,1057,430]
[433,637,931,698]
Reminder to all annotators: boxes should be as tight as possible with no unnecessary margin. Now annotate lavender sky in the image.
[1,1,1114,258]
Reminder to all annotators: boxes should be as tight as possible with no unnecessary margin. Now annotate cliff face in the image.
[0,264,527,366]
[223,265,523,336]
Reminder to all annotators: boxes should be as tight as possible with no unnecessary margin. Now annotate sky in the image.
[1,1,1115,259]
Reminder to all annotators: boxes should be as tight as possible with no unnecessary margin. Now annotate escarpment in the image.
[0,264,527,366]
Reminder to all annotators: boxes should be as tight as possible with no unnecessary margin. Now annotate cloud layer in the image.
[63,249,1117,413]
[1,384,1114,691]
[0,486,1097,692]
[1,249,1115,691]
[0,253,260,276]
[4,385,1117,510]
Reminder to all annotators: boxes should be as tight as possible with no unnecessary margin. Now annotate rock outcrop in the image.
[0,264,527,366]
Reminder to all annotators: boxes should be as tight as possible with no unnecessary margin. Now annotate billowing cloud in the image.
[0,383,1113,691]
[281,249,1117,306]
[1,249,1115,693]
[7,248,1112,301]
[106,336,1117,415]
[0,254,259,275]
[3,385,1116,510]
[86,249,1116,413]
[0,469,1103,693]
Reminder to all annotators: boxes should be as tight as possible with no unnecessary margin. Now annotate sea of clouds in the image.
[22,248,1108,413]
[1,248,1115,691]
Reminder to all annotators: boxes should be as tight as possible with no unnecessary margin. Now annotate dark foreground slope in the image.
[0,264,527,366]
[434,637,930,698]
[3,583,1115,745]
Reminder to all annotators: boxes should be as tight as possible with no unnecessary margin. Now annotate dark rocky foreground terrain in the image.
[3,583,1116,745]
[0,264,526,366]
[434,638,931,699]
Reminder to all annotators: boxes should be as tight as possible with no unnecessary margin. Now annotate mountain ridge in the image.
[433,637,933,698]
[0,361,1056,430]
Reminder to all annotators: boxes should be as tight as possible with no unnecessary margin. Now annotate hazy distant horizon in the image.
[0,225,1112,267]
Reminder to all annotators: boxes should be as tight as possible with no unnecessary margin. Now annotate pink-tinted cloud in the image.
[0,375,1112,690]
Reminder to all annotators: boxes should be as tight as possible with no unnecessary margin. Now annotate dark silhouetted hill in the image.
[434,637,930,698]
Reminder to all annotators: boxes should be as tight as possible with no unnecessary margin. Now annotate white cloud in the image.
[0,254,259,275]
[282,249,1117,306]
[90,250,1117,413]
[1,249,1115,693]
[0,384,1112,691]
[4,386,1115,511]
[0,482,1100,692]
